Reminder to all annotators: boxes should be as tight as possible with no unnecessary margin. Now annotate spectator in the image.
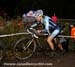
[70,24,75,51]
[71,24,75,39]
[22,10,35,23]
[26,10,34,17]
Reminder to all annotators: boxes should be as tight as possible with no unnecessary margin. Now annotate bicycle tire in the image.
[13,38,36,60]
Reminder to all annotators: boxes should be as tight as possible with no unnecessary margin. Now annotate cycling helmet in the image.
[33,10,43,17]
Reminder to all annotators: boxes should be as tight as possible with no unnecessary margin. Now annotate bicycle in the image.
[13,28,67,60]
[13,28,50,60]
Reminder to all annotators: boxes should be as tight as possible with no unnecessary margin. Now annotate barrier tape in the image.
[0,32,30,37]
[58,35,75,38]
[0,32,74,38]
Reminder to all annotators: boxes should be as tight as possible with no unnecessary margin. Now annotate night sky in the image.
[0,0,75,18]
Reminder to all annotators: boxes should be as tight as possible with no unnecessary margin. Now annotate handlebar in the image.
[27,28,49,39]
[27,28,38,34]
[27,28,39,38]
[27,28,48,35]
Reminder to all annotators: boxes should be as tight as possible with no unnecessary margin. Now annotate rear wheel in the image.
[13,38,36,60]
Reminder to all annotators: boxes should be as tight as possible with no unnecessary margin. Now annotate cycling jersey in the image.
[30,15,62,39]
[31,16,61,33]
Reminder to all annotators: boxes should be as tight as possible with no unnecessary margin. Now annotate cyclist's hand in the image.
[29,28,36,31]
[37,30,42,33]
[29,28,34,30]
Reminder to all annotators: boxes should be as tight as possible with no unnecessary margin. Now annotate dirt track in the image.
[1,51,75,67]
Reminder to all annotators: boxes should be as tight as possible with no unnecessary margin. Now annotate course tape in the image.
[0,32,74,38]
[0,32,30,37]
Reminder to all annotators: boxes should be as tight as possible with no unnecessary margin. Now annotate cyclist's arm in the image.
[31,23,38,28]
[41,17,51,35]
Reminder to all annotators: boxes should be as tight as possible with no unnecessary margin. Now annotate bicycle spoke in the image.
[14,38,36,60]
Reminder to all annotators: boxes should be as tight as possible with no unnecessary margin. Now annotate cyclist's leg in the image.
[57,37,66,54]
[57,38,64,51]
[47,29,60,57]
[47,36,54,51]
[58,43,63,50]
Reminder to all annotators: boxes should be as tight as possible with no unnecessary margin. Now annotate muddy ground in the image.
[0,50,75,67]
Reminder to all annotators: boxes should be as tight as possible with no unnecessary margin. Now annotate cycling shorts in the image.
[50,28,60,39]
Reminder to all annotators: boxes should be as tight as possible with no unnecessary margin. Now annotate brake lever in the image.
[27,29,33,34]
[27,28,39,38]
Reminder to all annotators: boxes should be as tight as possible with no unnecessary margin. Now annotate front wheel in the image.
[13,38,36,60]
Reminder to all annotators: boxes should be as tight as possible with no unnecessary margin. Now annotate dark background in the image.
[0,0,75,18]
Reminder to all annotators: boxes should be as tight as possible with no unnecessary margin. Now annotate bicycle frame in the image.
[27,28,48,48]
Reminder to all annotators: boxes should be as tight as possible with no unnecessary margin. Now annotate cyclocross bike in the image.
[13,28,50,60]
[13,28,67,60]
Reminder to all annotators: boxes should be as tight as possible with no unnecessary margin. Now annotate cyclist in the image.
[30,9,64,57]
